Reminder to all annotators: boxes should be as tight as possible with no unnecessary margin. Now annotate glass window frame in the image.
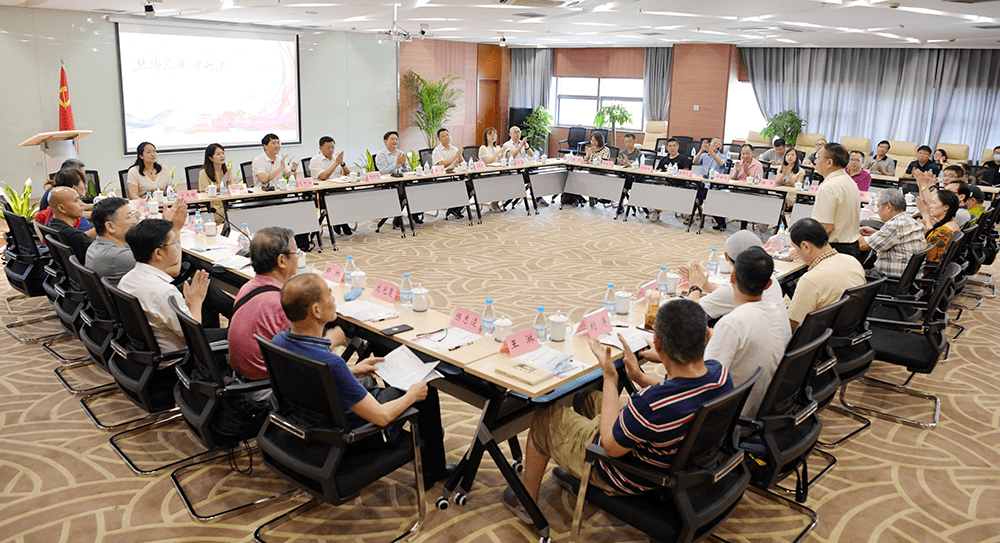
[554,76,645,130]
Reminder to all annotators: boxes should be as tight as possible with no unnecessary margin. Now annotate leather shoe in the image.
[423,462,458,490]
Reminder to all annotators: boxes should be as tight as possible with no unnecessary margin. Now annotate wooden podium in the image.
[19,130,92,178]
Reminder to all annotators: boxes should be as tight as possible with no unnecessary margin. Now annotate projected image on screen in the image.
[117,24,300,153]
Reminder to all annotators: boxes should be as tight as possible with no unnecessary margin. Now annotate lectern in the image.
[19,130,92,178]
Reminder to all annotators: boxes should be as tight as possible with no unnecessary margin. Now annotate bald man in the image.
[47,186,95,263]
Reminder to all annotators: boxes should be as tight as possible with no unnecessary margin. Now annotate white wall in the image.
[0,6,397,194]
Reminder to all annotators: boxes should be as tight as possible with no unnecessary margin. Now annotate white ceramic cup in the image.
[152,189,164,203]
[665,272,681,296]
[147,200,159,214]
[205,221,217,236]
[412,286,429,312]
[615,290,632,315]
[277,178,288,191]
[794,181,802,190]
[548,313,570,342]
[206,185,218,197]
[351,270,367,289]
[495,316,513,342]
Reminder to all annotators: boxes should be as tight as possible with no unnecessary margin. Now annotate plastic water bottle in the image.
[468,157,475,170]
[778,226,788,250]
[604,283,616,315]
[534,306,547,341]
[165,184,176,203]
[344,255,356,283]
[423,161,431,174]
[753,171,761,185]
[707,248,720,277]
[400,272,413,307]
[238,223,251,250]
[657,266,669,294]
[482,299,496,336]
[192,210,204,236]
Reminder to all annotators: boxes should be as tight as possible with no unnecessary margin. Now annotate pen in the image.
[415,327,447,339]
[448,341,476,351]
[371,315,399,323]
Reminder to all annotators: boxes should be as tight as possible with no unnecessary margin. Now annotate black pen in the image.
[448,341,476,351]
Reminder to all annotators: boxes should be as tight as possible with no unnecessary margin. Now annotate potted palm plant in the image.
[760,110,807,147]
[402,71,463,148]
[593,104,633,144]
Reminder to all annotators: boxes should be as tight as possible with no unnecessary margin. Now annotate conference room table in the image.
[177,225,805,538]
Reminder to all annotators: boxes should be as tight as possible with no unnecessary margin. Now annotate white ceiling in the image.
[4,0,1000,48]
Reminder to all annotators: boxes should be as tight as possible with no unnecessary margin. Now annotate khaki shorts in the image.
[530,390,623,495]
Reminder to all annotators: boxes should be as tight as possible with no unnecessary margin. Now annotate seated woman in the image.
[933,148,950,168]
[127,141,171,199]
[776,147,805,211]
[479,127,505,211]
[198,143,233,192]
[583,132,610,165]
[914,174,960,264]
[33,168,95,238]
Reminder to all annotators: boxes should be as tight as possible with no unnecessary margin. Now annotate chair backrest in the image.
[36,220,64,245]
[794,132,825,154]
[240,161,254,188]
[923,263,961,328]
[4,210,42,258]
[935,142,969,163]
[982,147,995,165]
[566,126,588,149]
[69,255,117,321]
[672,136,693,151]
[788,295,848,351]
[256,334,351,432]
[118,169,130,198]
[892,245,932,297]
[184,165,201,192]
[655,137,669,151]
[756,329,833,419]
[462,145,479,162]
[102,276,161,355]
[746,130,770,147]
[168,297,227,385]
[85,170,101,195]
[301,157,312,178]
[44,235,83,290]
[418,148,435,168]
[607,145,620,161]
[832,276,886,339]
[886,140,919,177]
[840,137,871,156]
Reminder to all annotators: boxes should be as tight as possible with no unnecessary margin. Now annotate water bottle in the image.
[803,177,811,190]
[707,248,720,277]
[778,226,788,250]
[400,272,413,307]
[192,210,204,236]
[753,171,761,185]
[165,184,176,203]
[534,306,547,341]
[238,223,251,250]
[424,161,431,174]
[482,298,496,336]
[603,283,616,315]
[657,266,669,294]
[344,255,356,283]
[468,157,475,170]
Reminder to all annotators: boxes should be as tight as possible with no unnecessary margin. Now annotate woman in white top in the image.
[479,127,505,211]
[127,141,171,199]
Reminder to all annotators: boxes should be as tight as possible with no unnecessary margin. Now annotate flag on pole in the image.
[59,65,75,131]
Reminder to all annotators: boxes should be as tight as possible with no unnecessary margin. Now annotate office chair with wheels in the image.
[418,148,435,169]
[558,127,588,155]
[2,210,63,343]
[560,370,759,543]
[40,234,92,368]
[462,145,479,162]
[300,157,312,178]
[118,169,129,198]
[787,296,848,414]
[253,335,427,543]
[60,255,118,395]
[184,165,201,191]
[240,161,254,188]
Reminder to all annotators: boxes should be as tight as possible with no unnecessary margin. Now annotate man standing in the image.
[901,145,940,179]
[47,186,93,263]
[616,132,643,168]
[864,140,896,176]
[252,133,298,188]
[758,138,787,164]
[432,128,468,219]
[704,246,790,417]
[694,137,727,178]
[786,218,865,331]
[310,136,353,235]
[812,142,862,259]
[858,189,925,277]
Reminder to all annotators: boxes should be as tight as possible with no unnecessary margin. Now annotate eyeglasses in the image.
[115,210,137,221]
[158,239,181,250]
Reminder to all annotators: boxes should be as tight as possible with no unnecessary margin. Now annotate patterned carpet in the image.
[2,203,999,543]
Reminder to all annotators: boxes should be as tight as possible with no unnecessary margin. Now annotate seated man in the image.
[310,136,353,235]
[941,164,964,184]
[655,137,692,172]
[503,299,733,523]
[46,186,93,263]
[787,218,866,331]
[704,246,790,417]
[693,137,727,178]
[944,180,973,228]
[272,274,452,489]
[981,146,1000,185]
[616,132,644,168]
[864,140,896,176]
[432,127,467,219]
[252,133,298,188]
[757,137,787,164]
[86,197,186,286]
[117,219,223,352]
[803,138,826,167]
[679,230,787,322]
[859,189,925,277]
[901,145,940,179]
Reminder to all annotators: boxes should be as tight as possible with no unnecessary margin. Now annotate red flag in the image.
[59,66,75,131]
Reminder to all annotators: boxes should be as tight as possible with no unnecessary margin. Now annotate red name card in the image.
[569,155,585,164]
[713,173,731,183]
[297,177,314,188]
[514,158,527,167]
[676,169,693,178]
[431,165,446,175]
[450,306,483,334]
[176,189,198,201]
[635,279,657,301]
[760,178,777,188]
[372,279,400,302]
[575,308,612,338]
[639,164,654,173]
[500,327,542,357]
[365,172,382,182]
[859,191,871,200]
[322,262,345,283]
[474,161,486,171]
[600,160,615,168]
[809,184,819,193]
[228,184,248,196]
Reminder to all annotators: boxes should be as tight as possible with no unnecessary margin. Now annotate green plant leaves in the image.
[402,71,464,148]
[523,106,553,151]
[760,110,807,146]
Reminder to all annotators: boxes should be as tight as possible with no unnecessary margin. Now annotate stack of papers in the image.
[376,345,442,389]
[600,327,655,352]
[515,346,574,375]
[338,300,399,322]
[412,326,481,351]
[213,254,252,271]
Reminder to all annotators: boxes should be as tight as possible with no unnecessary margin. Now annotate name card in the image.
[450,306,483,334]
[635,279,658,301]
[638,164,654,173]
[322,262,345,283]
[474,161,486,171]
[227,184,248,196]
[431,165,446,175]
[713,173,731,183]
[600,160,614,168]
[580,308,613,339]
[809,184,819,193]
[859,191,871,200]
[676,169,693,178]
[514,158,527,167]
[297,177,314,188]
[177,189,198,201]
[365,172,382,182]
[764,235,782,254]
[226,229,241,246]
[569,155,585,165]
[760,178,777,188]
[500,327,542,357]
[136,199,148,213]
[372,279,400,302]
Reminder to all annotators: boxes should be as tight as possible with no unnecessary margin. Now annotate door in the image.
[477,79,499,143]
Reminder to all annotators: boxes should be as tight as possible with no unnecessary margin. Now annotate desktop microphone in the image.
[222,216,253,257]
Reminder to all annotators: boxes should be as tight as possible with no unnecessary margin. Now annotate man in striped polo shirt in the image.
[503,299,734,523]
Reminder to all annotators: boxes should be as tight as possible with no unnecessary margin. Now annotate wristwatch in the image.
[689,285,702,294]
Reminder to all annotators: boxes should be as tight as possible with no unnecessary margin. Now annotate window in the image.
[554,77,644,130]
[724,80,768,145]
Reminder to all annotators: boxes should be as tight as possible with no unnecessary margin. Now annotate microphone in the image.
[222,216,253,257]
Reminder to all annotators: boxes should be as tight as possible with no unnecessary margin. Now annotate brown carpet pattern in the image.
[1,203,998,542]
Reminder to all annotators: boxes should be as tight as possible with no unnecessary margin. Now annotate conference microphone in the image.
[222,216,253,257]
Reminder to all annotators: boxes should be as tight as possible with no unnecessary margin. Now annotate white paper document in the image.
[516,346,574,375]
[376,345,441,389]
[338,300,399,322]
[213,254,252,271]
[412,326,482,351]
[600,327,655,352]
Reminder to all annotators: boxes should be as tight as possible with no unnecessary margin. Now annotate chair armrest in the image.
[209,339,229,353]
[345,406,420,444]
[558,138,569,146]
[828,329,872,348]
[874,296,929,309]
[584,444,675,487]
[268,412,341,443]
[867,317,926,331]
[220,379,271,396]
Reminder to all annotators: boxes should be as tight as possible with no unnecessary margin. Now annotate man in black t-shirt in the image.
[47,186,94,264]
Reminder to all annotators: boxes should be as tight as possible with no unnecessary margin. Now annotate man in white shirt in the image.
[117,219,222,353]
[704,246,791,416]
[501,125,534,161]
[374,130,410,176]
[310,136,353,235]
[432,128,467,219]
[812,142,862,260]
[252,133,298,189]
[758,138,787,165]
[678,230,788,322]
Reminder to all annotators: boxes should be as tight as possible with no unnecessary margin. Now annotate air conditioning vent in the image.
[94,7,128,13]
[500,0,584,7]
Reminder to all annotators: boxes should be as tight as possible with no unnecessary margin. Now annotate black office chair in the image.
[253,335,427,543]
[607,145,620,162]
[118,169,130,198]
[787,296,848,414]
[741,329,834,543]
[462,145,480,162]
[184,165,201,192]
[576,128,611,154]
[2,210,62,343]
[558,127,587,155]
[560,370,760,543]
[240,161,254,188]
[39,233,90,365]
[418,148,435,169]
[966,203,999,297]
[168,298,294,521]
[61,255,119,396]
[85,170,101,195]
[842,263,960,429]
[301,157,312,178]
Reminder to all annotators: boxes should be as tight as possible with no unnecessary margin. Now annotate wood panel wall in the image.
[553,48,644,78]
[666,44,736,142]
